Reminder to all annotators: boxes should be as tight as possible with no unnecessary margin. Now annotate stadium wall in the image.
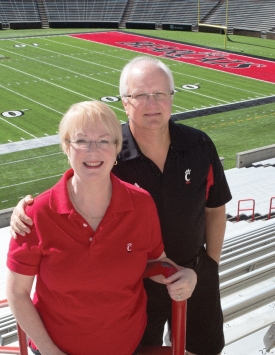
[126,22,156,29]
[162,23,192,31]
[267,31,275,40]
[0,208,13,228]
[10,22,42,30]
[49,21,119,29]
[236,144,275,168]
[233,27,262,38]
[198,25,225,34]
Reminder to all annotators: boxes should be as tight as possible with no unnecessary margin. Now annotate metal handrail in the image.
[0,300,28,355]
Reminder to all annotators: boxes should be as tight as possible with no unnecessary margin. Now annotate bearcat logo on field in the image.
[118,41,265,69]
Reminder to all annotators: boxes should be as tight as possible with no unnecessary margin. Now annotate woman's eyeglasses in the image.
[66,139,117,150]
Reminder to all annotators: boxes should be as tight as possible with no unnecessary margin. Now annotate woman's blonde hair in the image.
[59,101,122,155]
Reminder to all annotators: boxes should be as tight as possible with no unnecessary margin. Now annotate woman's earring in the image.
[114,160,117,166]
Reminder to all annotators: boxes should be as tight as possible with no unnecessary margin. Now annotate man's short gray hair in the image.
[119,56,175,98]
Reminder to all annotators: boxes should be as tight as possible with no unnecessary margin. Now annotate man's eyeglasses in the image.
[124,91,174,103]
[66,139,117,150]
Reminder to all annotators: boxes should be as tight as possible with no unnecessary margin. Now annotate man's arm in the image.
[205,204,227,264]
[10,195,34,238]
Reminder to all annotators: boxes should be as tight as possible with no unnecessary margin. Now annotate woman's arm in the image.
[149,252,197,302]
[6,270,66,355]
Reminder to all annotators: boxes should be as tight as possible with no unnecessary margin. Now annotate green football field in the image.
[0,29,274,210]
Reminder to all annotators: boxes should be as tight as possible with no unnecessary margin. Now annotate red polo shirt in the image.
[7,169,164,355]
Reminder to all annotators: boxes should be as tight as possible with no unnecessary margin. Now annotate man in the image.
[10,56,231,355]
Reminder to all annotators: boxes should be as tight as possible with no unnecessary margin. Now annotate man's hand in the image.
[10,195,34,238]
[163,268,197,302]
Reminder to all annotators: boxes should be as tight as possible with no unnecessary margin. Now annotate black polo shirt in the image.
[112,120,232,266]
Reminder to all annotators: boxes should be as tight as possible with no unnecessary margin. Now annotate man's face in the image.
[122,63,173,132]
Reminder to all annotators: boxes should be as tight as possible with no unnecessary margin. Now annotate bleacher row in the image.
[225,161,275,221]
[43,0,128,22]
[0,0,275,32]
[205,0,275,34]
[221,218,275,353]
[0,1,40,23]
[221,159,275,353]
[128,0,218,27]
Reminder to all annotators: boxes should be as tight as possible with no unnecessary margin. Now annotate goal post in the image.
[198,0,229,49]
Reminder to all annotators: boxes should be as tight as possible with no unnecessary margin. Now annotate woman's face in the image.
[67,120,117,184]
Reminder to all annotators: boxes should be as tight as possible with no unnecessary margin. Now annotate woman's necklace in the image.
[69,181,104,219]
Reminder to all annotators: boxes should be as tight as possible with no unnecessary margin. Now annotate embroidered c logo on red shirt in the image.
[127,243,132,252]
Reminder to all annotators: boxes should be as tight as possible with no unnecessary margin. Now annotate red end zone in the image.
[70,31,275,84]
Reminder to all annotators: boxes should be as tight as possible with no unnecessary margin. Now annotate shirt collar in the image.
[118,121,141,161]
[168,120,191,151]
[49,168,135,215]
[50,169,74,215]
[118,120,191,163]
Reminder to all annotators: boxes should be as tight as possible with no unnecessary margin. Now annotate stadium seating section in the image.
[0,0,274,32]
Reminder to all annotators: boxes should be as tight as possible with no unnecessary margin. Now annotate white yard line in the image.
[11,37,124,72]
[0,174,62,190]
[0,152,62,165]
[1,46,118,89]
[0,83,64,114]
[0,47,126,113]
[43,36,130,64]
[0,62,96,100]
[0,114,37,138]
[172,69,269,97]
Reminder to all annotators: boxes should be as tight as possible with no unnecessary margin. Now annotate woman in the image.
[6,101,192,355]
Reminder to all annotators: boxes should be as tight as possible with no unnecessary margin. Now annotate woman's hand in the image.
[148,252,197,302]
[162,268,197,302]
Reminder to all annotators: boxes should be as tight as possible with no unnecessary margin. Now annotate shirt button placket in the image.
[82,223,93,242]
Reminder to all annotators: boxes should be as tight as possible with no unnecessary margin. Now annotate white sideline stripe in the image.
[0,174,62,190]
[0,152,62,166]
[176,94,275,115]
[0,135,60,154]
